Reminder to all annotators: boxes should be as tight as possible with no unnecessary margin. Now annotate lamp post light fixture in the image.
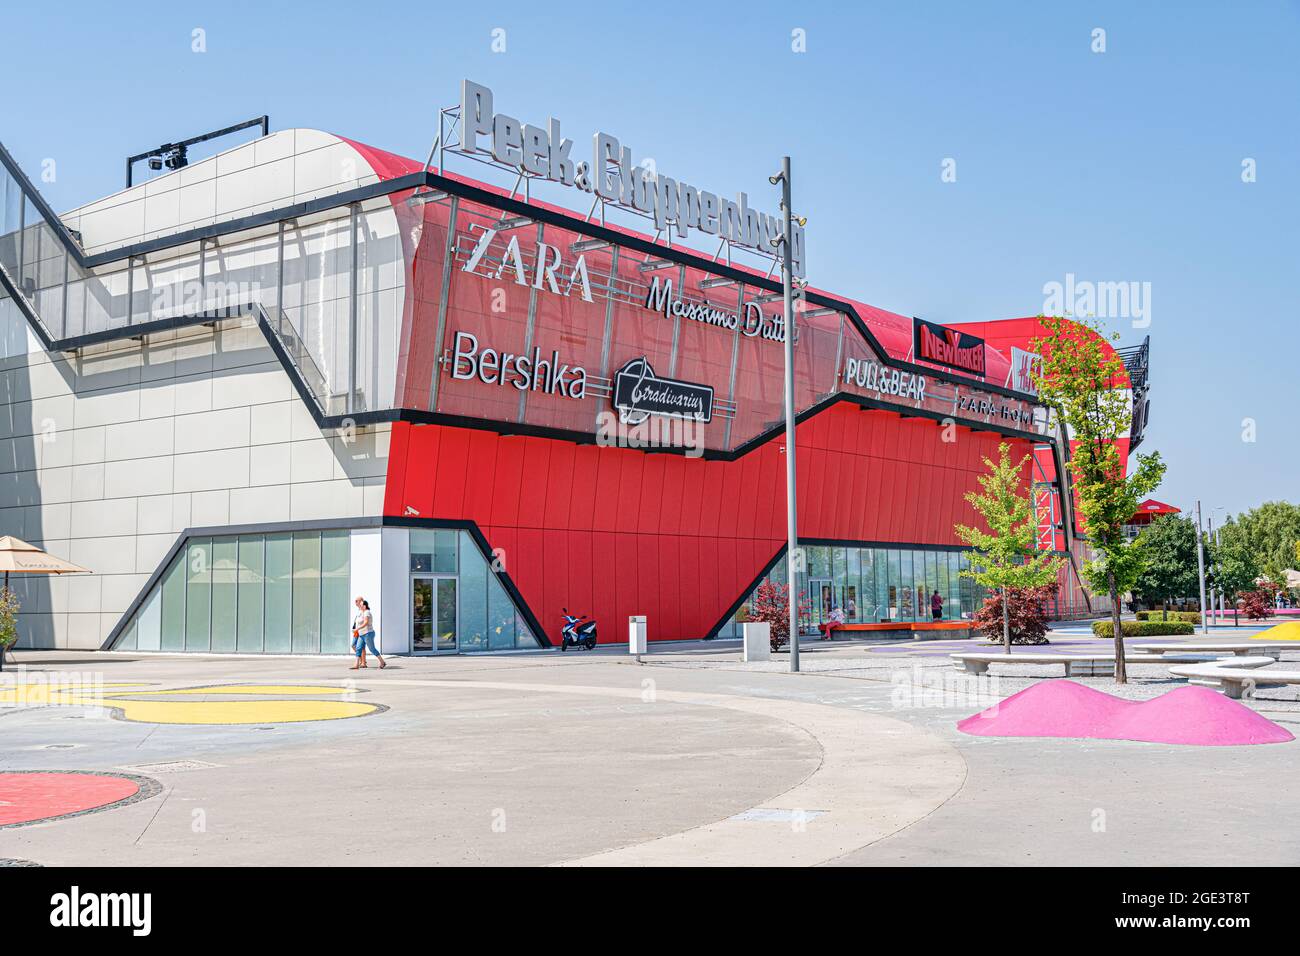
[770,156,801,673]
[1195,500,1209,635]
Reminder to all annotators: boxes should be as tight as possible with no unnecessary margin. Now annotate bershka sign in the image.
[843,357,926,402]
[913,318,986,376]
[646,276,793,344]
[613,357,714,425]
[456,79,806,278]
[450,331,588,399]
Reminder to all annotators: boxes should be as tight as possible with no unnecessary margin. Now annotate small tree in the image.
[955,442,1064,654]
[0,586,19,672]
[750,581,809,652]
[1032,316,1166,683]
[1239,583,1278,621]
[973,583,1059,645]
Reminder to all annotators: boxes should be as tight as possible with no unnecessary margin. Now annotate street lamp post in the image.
[1195,500,1209,635]
[771,156,800,673]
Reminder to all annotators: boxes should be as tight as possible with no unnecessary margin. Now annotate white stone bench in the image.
[950,651,1170,677]
[1138,642,1285,660]
[1168,657,1295,699]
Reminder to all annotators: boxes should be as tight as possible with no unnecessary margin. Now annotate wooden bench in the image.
[1168,657,1295,699]
[951,651,1178,677]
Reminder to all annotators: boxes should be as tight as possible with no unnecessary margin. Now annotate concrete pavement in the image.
[2,634,1297,866]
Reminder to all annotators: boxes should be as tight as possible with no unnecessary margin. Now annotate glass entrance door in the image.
[413,576,458,653]
[808,578,833,634]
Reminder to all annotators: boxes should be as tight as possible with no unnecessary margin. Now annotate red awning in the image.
[1131,498,1180,521]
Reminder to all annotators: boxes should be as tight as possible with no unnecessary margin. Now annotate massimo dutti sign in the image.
[913,318,986,376]
[612,357,714,426]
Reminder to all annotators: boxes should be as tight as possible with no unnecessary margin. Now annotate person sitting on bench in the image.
[820,605,846,640]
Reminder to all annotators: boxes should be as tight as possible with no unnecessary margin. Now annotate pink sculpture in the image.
[958,680,1294,746]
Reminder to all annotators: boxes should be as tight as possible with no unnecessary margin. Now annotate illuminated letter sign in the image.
[456,79,806,278]
[913,318,986,376]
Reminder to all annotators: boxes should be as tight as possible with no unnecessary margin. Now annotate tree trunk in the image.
[1109,570,1126,684]
[1002,586,1011,654]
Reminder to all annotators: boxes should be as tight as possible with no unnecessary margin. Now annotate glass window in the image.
[264,533,293,653]
[137,584,162,651]
[487,569,517,650]
[185,539,211,651]
[947,552,961,620]
[410,529,435,572]
[291,532,321,654]
[898,550,914,621]
[516,612,539,649]
[237,536,265,652]
[210,537,238,652]
[882,549,896,620]
[160,551,186,651]
[321,530,351,654]
[457,531,488,651]
[860,548,876,622]
[434,531,457,573]
[845,548,861,621]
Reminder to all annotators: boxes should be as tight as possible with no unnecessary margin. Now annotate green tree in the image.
[1132,514,1200,608]
[955,442,1064,654]
[1232,501,1300,594]
[1212,520,1261,625]
[1032,315,1166,683]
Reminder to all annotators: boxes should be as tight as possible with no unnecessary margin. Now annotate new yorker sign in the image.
[913,318,986,376]
[456,79,807,278]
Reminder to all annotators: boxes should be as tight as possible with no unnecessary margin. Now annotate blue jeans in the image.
[353,631,379,657]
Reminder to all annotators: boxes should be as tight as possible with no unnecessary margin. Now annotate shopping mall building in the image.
[0,83,1151,654]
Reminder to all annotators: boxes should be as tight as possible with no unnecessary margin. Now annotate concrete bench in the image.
[1168,657,1295,699]
[1138,643,1285,660]
[950,651,1171,677]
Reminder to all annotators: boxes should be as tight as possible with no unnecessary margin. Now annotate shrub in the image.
[0,587,18,663]
[1092,619,1194,637]
[1136,610,1201,624]
[973,583,1058,645]
[1239,588,1277,621]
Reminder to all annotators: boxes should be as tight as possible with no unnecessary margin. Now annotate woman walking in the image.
[350,597,385,669]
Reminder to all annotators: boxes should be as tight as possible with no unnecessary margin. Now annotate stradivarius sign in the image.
[456,80,807,278]
[612,357,714,425]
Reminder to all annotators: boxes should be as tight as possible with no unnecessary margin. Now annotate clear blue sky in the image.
[4,0,1296,520]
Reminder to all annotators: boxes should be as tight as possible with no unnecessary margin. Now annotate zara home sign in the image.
[456,79,806,278]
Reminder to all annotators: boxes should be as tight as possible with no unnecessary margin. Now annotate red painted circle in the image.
[0,772,141,827]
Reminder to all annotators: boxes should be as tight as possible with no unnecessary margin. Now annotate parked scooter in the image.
[560,608,598,651]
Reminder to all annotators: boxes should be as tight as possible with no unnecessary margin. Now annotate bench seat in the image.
[951,651,1181,677]
[1168,657,1295,699]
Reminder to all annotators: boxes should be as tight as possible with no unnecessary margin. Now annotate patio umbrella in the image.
[0,536,90,668]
